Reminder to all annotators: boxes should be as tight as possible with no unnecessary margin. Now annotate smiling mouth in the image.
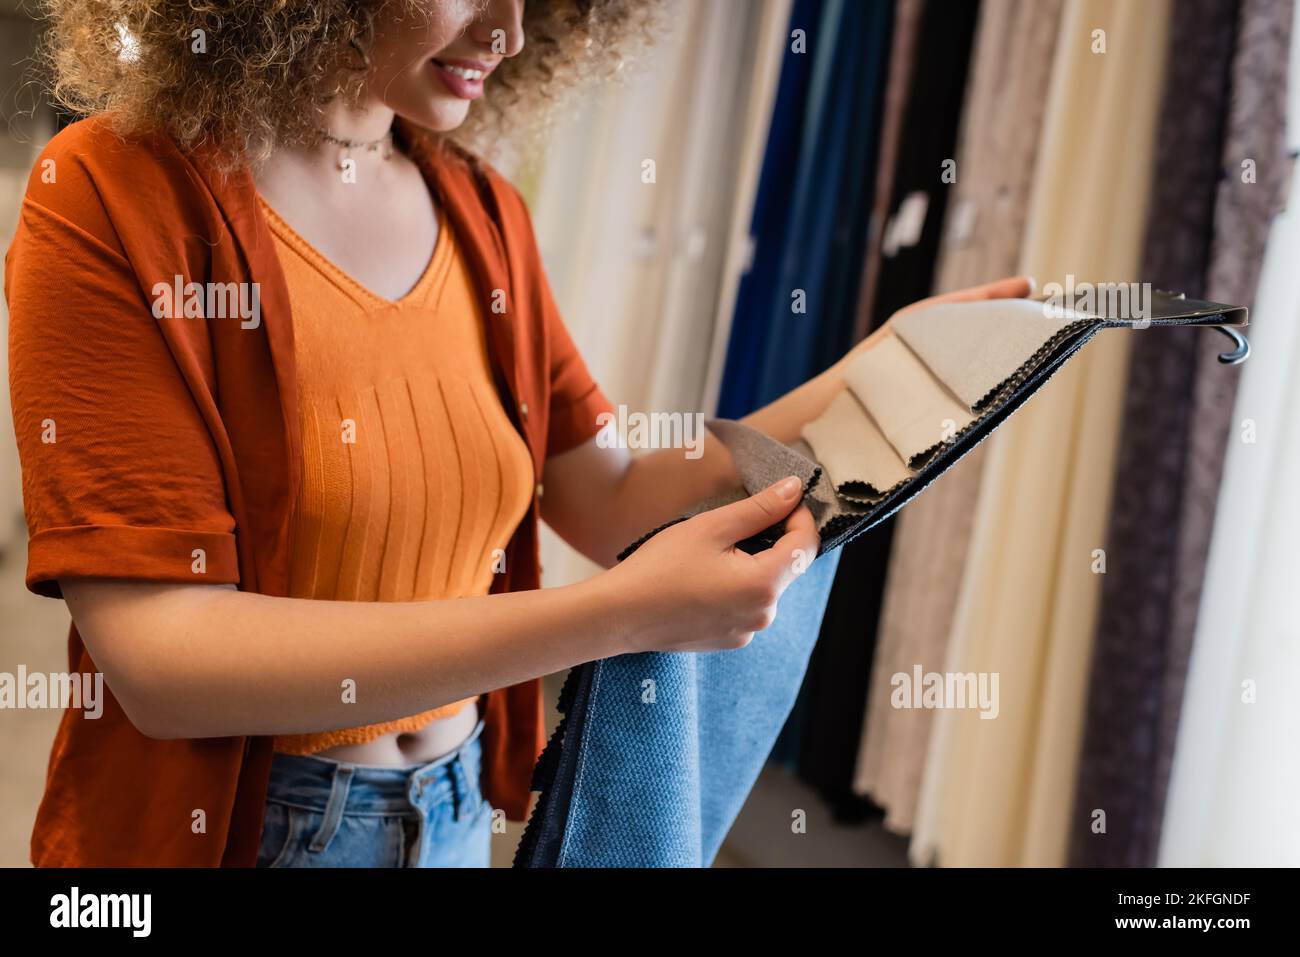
[432,60,488,81]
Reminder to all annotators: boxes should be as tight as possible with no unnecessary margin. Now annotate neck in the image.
[320,96,396,143]
[279,96,399,178]
[258,96,421,204]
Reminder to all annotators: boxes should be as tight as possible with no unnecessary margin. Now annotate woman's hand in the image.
[600,476,821,655]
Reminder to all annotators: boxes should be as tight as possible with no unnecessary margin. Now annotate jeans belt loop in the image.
[308,764,355,853]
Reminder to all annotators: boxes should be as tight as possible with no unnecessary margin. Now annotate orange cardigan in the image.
[4,114,615,866]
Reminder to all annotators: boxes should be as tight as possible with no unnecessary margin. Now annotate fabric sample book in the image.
[727,294,1248,558]
[516,294,1248,867]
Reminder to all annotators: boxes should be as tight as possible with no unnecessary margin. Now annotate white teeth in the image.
[440,63,484,81]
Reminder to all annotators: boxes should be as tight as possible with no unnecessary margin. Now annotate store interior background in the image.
[3,0,1298,867]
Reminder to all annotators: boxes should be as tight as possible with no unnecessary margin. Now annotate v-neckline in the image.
[254,191,448,308]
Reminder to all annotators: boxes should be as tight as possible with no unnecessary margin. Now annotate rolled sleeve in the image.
[6,197,240,599]
[545,311,617,459]
[486,170,617,461]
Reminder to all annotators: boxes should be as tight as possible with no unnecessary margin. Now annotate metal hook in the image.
[1213,324,1250,365]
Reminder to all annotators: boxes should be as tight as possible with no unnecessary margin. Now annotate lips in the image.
[430,58,495,100]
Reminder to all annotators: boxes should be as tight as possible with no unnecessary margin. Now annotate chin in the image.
[393,96,472,135]
[427,103,473,133]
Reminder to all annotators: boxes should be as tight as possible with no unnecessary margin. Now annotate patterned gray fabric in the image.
[701,418,869,535]
[704,418,820,497]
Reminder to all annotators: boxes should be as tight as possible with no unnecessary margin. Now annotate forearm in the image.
[544,329,892,566]
[66,575,630,740]
[543,443,740,569]
[545,278,1030,563]
[613,447,741,545]
[740,321,893,443]
[598,322,894,533]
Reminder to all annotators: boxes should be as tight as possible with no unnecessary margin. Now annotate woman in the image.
[6,0,1028,867]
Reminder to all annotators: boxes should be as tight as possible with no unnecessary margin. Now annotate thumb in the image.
[702,475,804,546]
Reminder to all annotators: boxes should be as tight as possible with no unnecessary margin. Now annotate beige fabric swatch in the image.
[801,389,912,502]
[893,297,1080,411]
[842,334,976,469]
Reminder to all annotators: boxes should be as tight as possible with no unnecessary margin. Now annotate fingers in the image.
[948,275,1035,302]
[915,275,1035,312]
[892,275,1038,324]
[976,275,1035,299]
[753,503,821,592]
[701,475,804,545]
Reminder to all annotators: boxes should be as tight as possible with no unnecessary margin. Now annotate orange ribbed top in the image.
[259,194,535,755]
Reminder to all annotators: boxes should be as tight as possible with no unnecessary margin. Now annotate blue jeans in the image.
[255,718,492,867]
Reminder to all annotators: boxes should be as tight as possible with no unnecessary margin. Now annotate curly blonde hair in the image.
[38,0,657,168]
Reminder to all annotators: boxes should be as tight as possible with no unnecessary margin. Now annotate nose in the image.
[471,0,525,59]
